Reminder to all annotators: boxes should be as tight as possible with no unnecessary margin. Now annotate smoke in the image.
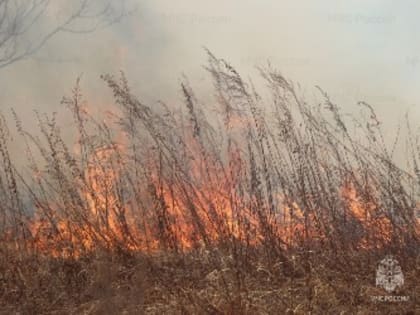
[0,0,419,167]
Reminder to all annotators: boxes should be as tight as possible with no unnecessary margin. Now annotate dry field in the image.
[0,52,419,314]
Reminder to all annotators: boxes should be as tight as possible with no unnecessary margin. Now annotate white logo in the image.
[376,255,404,293]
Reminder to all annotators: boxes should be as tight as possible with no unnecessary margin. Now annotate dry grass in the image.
[0,51,419,314]
[0,249,418,314]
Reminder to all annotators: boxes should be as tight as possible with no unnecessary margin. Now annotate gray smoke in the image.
[0,0,419,167]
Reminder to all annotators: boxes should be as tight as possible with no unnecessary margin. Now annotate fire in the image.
[28,144,140,258]
[26,149,400,258]
[19,119,415,258]
[341,183,392,248]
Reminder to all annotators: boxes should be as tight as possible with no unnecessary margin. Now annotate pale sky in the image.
[1,0,419,165]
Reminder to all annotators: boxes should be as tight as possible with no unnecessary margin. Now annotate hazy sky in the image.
[1,0,419,159]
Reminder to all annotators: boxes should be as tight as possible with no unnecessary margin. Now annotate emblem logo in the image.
[376,255,404,293]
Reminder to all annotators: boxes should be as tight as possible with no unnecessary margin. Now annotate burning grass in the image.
[0,51,419,313]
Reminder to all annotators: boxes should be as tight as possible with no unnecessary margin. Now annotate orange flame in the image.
[22,127,415,258]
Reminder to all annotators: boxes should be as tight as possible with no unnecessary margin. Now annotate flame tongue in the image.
[23,131,407,258]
